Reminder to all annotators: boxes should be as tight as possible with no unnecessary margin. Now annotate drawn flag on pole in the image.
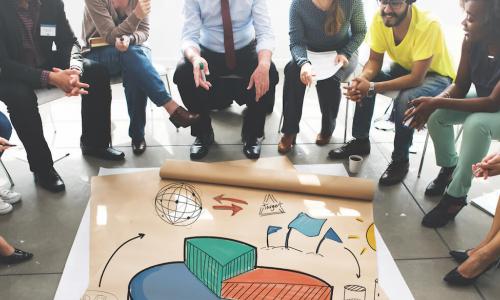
[288,212,326,237]
[315,227,343,254]
[266,226,283,248]
[324,228,342,243]
[267,226,282,236]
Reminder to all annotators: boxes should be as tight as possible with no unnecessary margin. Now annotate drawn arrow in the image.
[213,194,248,205]
[213,204,243,216]
[99,233,145,287]
[344,247,361,278]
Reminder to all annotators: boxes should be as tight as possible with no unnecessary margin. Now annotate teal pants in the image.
[428,109,500,198]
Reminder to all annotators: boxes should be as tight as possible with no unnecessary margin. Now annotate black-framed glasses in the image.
[377,0,405,9]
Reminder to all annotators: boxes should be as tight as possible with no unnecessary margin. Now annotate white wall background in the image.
[64,0,464,67]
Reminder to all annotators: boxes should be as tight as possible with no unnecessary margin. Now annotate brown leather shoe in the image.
[169,106,201,128]
[315,132,332,146]
[278,134,296,154]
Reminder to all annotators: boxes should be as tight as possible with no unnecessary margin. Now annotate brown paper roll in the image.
[159,160,375,201]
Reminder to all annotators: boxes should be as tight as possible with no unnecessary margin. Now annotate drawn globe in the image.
[154,183,203,226]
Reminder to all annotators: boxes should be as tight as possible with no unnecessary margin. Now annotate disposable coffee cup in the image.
[349,155,363,174]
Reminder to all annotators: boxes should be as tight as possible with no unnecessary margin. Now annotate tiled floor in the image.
[0,71,499,300]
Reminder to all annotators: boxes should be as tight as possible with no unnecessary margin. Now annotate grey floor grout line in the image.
[0,272,62,277]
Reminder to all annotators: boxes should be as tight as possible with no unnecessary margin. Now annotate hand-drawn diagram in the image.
[344,285,366,300]
[259,194,285,216]
[212,194,248,216]
[266,225,283,248]
[366,223,376,251]
[128,237,334,300]
[99,233,145,288]
[81,290,119,300]
[285,212,326,249]
[315,227,343,254]
[154,183,202,226]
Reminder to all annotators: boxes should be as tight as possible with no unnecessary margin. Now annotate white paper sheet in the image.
[471,190,499,217]
[307,50,343,81]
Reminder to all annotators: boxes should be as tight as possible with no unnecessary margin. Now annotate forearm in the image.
[257,49,272,68]
[439,82,470,99]
[432,96,500,113]
[183,47,201,64]
[360,60,382,81]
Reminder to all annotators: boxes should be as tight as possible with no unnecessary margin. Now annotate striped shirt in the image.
[13,0,50,86]
[289,0,366,69]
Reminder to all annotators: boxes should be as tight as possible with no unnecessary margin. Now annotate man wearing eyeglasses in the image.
[330,0,456,186]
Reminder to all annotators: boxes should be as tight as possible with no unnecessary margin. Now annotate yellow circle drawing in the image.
[366,223,376,251]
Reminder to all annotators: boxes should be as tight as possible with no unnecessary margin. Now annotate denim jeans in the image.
[352,63,452,162]
[85,45,172,141]
[0,112,12,158]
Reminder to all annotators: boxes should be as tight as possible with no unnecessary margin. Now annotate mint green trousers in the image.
[427,109,500,198]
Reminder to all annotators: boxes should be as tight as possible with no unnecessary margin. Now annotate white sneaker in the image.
[0,189,22,205]
[0,200,13,215]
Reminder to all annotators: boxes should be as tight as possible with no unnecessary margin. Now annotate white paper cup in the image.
[349,155,363,174]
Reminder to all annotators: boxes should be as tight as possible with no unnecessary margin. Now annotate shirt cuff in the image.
[256,39,275,53]
[181,40,201,55]
[40,70,50,88]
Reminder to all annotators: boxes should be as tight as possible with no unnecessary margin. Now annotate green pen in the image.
[199,62,207,82]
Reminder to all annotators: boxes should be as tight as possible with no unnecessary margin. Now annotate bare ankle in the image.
[164,100,179,115]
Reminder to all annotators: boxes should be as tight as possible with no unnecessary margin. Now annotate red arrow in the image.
[212,204,243,216]
[213,194,248,205]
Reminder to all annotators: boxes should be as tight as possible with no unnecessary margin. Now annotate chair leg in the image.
[344,96,349,144]
[455,125,463,144]
[278,113,284,134]
[418,132,430,178]
[0,159,14,187]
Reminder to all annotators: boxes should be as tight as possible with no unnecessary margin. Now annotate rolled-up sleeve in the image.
[252,0,275,53]
[181,0,202,53]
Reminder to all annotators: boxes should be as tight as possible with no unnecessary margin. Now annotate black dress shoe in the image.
[132,139,147,155]
[34,168,65,193]
[190,132,214,160]
[0,248,33,265]
[328,138,370,160]
[425,166,456,197]
[82,145,125,161]
[243,137,263,159]
[444,260,499,286]
[422,193,467,228]
[450,250,471,263]
[169,106,201,128]
[379,160,409,186]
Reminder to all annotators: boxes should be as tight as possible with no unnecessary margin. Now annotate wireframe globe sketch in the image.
[155,183,203,226]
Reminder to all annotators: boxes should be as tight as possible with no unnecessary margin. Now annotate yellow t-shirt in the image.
[368,5,456,80]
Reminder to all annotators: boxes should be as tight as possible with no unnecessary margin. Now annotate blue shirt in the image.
[181,0,275,54]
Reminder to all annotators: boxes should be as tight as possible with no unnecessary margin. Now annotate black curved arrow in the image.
[344,247,361,278]
[99,233,145,287]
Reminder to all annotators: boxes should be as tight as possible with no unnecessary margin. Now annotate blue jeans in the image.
[0,112,12,158]
[352,64,452,162]
[85,45,171,141]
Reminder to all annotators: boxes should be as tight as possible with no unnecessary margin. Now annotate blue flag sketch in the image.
[324,228,342,243]
[315,227,343,254]
[266,226,283,248]
[288,212,326,237]
[267,226,282,236]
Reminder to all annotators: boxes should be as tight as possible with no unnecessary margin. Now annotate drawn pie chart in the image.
[366,223,376,251]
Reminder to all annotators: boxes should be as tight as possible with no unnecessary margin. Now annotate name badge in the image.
[40,24,56,37]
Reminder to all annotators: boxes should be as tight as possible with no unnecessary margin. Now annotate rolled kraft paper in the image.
[159,160,375,201]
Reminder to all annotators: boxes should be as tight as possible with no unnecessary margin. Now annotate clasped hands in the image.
[48,68,89,97]
[473,152,500,179]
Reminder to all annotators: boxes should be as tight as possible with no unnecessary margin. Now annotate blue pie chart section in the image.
[128,262,219,300]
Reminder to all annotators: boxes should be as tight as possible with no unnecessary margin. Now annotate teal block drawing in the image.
[184,237,257,296]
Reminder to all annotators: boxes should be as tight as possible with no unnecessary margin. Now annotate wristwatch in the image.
[367,82,376,97]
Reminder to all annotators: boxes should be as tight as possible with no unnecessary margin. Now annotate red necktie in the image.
[221,0,237,70]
